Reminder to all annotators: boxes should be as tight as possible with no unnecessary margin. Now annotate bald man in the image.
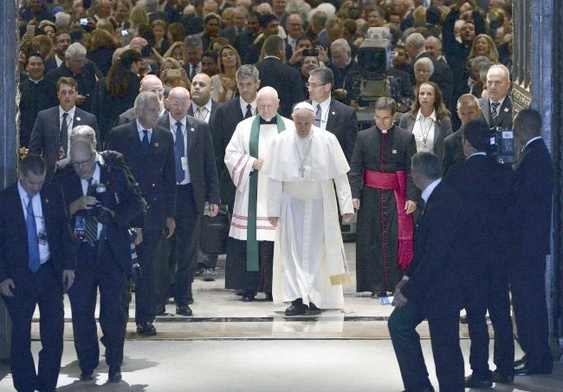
[114,75,166,126]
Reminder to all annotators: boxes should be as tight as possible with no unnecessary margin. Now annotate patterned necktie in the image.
[85,178,98,246]
[491,102,500,121]
[175,121,185,183]
[190,65,197,80]
[60,112,69,155]
[196,107,207,121]
[26,194,41,273]
[314,104,322,127]
[141,129,150,154]
[245,104,253,119]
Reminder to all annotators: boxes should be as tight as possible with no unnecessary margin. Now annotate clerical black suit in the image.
[53,152,143,378]
[445,154,515,379]
[388,180,465,392]
[349,125,419,294]
[0,182,74,392]
[107,121,176,325]
[156,114,220,307]
[19,78,58,147]
[510,137,554,372]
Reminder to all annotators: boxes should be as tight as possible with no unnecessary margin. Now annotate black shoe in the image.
[195,267,205,276]
[202,268,216,282]
[514,364,552,376]
[136,322,157,336]
[176,305,193,316]
[514,355,528,368]
[188,298,195,305]
[80,372,94,382]
[285,299,308,316]
[241,290,256,302]
[108,367,122,383]
[492,370,514,384]
[464,374,493,388]
[309,303,321,311]
[156,304,166,316]
[460,315,468,324]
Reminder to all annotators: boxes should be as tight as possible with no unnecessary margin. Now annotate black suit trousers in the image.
[134,228,164,324]
[511,255,552,370]
[68,242,127,374]
[3,262,64,392]
[464,265,514,377]
[388,302,464,392]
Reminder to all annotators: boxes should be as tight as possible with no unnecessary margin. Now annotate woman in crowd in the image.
[152,19,170,55]
[468,33,499,63]
[160,57,191,92]
[87,28,118,76]
[163,41,188,65]
[413,57,434,90]
[211,44,241,103]
[399,81,452,161]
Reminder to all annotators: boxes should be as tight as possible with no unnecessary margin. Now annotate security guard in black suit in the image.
[53,126,145,383]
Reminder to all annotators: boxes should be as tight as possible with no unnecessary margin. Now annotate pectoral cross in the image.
[299,164,305,178]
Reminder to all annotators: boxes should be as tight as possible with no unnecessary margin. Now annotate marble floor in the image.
[1,243,562,391]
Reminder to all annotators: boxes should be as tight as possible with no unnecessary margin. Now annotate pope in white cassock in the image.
[224,87,294,301]
[263,101,354,316]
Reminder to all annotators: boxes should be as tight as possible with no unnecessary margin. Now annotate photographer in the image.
[53,125,145,384]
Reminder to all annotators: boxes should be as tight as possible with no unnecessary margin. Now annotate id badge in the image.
[181,156,188,170]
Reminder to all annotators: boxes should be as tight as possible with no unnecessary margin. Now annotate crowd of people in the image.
[0,0,555,390]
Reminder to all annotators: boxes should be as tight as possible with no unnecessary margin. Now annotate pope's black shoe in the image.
[285,298,308,316]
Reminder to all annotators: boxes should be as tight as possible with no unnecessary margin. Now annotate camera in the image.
[489,126,517,164]
[167,68,181,78]
[80,18,89,26]
[87,182,113,224]
[302,48,318,57]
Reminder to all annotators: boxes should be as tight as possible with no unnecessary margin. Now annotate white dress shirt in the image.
[311,97,331,130]
[80,155,104,238]
[168,114,191,185]
[413,109,437,154]
[59,105,76,152]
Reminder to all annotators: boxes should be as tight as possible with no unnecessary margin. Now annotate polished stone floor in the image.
[1,243,562,391]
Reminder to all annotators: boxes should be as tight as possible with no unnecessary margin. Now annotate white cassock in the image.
[224,115,294,241]
[263,125,353,309]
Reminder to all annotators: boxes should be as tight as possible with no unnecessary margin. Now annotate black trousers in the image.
[156,184,201,307]
[68,242,127,374]
[134,228,164,324]
[225,238,273,294]
[511,254,552,370]
[388,301,464,392]
[465,266,514,378]
[2,262,64,392]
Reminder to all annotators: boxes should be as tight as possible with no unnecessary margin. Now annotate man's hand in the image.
[69,196,98,216]
[392,288,409,308]
[209,204,219,218]
[132,227,143,245]
[75,94,87,106]
[0,279,15,297]
[352,198,360,210]
[343,213,354,222]
[317,45,329,64]
[404,200,417,214]
[252,158,263,171]
[165,217,176,238]
[63,270,75,292]
[268,217,279,228]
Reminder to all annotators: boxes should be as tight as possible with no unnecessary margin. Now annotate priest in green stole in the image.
[224,87,294,301]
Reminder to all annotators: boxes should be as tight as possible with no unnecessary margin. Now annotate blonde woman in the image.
[210,45,241,102]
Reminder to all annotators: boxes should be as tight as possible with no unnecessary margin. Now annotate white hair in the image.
[65,43,87,58]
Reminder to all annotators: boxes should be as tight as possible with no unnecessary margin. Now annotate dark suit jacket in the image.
[308,98,358,162]
[107,121,176,229]
[0,182,75,284]
[444,154,514,274]
[187,99,221,132]
[157,115,221,215]
[233,31,256,63]
[399,113,452,161]
[29,106,99,179]
[402,181,464,314]
[256,57,305,118]
[212,98,246,205]
[114,107,137,127]
[441,128,464,176]
[53,152,144,272]
[479,96,513,129]
[511,138,554,258]
[18,77,58,147]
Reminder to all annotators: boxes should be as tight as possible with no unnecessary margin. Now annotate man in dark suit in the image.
[388,151,465,392]
[306,67,357,162]
[219,5,248,44]
[53,127,145,383]
[233,11,261,62]
[479,64,513,129]
[29,76,99,179]
[156,86,220,316]
[244,13,280,65]
[405,32,454,110]
[510,109,554,376]
[213,65,259,208]
[114,75,166,127]
[44,31,71,73]
[444,120,515,387]
[0,154,75,392]
[107,92,176,336]
[284,13,305,59]
[256,35,305,118]
[442,94,484,175]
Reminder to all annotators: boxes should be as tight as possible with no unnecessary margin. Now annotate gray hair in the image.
[65,42,87,59]
[134,91,160,115]
[411,152,441,181]
[184,35,203,50]
[406,32,425,50]
[55,12,71,27]
[309,67,334,86]
[236,64,260,82]
[331,38,351,54]
[470,55,491,71]
[70,125,97,148]
[414,57,434,75]
[488,64,511,81]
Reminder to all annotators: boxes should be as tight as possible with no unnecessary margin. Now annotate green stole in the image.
[246,114,286,271]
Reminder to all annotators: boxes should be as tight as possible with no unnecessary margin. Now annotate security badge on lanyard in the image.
[38,220,48,246]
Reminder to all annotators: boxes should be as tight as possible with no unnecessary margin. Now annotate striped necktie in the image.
[491,102,500,121]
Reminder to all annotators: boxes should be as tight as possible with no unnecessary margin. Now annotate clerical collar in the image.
[468,152,487,159]
[524,136,542,149]
[260,116,277,125]
[29,76,44,84]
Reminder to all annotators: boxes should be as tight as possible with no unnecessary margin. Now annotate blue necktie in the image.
[26,194,41,273]
[314,104,321,127]
[141,129,150,154]
[175,122,185,183]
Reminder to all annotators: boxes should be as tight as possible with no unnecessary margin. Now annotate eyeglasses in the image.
[168,101,189,108]
[71,155,94,168]
[306,82,328,89]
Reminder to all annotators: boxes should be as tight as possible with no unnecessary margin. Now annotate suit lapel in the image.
[495,98,511,127]
[11,186,26,239]
[186,117,195,153]
[482,98,492,126]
